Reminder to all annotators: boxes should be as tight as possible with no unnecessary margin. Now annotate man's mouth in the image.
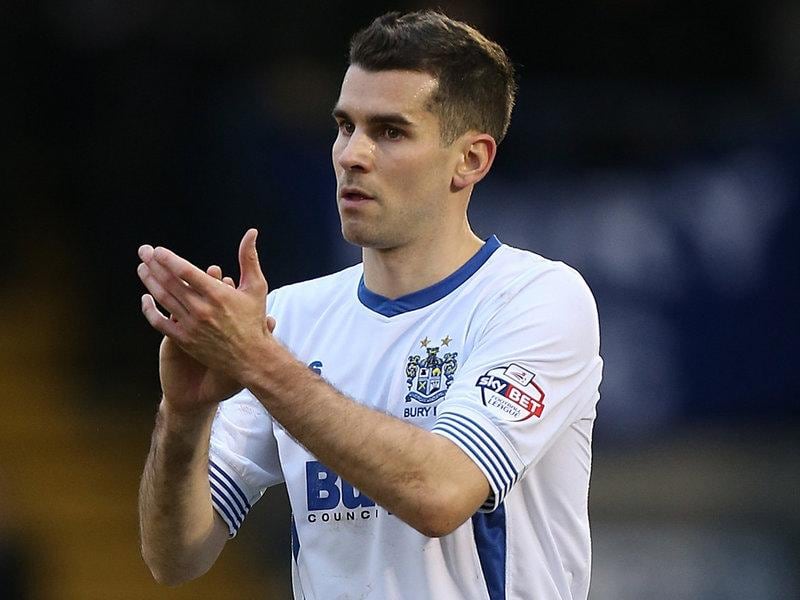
[340,187,375,202]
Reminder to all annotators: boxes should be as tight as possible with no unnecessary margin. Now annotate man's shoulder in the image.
[490,242,593,299]
[482,242,600,358]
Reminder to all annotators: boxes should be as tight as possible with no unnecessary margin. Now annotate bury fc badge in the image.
[405,336,458,404]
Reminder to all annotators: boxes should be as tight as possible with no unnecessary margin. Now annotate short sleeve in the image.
[209,388,285,537]
[432,264,602,512]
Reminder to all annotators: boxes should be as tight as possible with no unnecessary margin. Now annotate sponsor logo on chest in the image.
[304,461,382,524]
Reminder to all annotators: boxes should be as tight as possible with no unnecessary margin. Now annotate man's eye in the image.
[384,127,402,140]
[338,121,354,135]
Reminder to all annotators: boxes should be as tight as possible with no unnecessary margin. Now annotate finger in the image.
[137,262,191,320]
[144,253,206,310]
[207,265,223,280]
[266,315,277,334]
[206,264,235,287]
[152,246,218,296]
[141,294,183,339]
[238,228,267,294]
[139,260,195,316]
[138,244,155,262]
[208,265,237,289]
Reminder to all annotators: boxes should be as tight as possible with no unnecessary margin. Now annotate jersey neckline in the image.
[357,235,502,317]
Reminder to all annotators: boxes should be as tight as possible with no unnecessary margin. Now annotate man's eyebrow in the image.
[332,107,415,127]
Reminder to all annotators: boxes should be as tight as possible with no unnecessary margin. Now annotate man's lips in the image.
[340,187,375,202]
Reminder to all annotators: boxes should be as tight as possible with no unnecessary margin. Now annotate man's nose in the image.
[336,131,374,172]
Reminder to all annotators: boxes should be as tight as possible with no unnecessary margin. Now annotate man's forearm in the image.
[240,341,489,537]
[138,401,226,585]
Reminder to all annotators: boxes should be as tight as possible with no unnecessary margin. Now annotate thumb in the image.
[238,228,267,293]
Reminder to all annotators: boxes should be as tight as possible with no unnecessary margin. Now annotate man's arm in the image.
[139,402,229,585]
[137,263,258,585]
[137,230,490,538]
[243,348,490,537]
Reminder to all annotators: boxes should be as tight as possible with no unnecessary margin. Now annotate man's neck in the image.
[361,222,484,300]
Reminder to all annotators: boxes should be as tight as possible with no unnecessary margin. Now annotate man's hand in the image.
[137,229,274,412]
[155,266,238,412]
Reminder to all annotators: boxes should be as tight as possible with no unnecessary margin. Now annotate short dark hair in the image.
[349,10,517,145]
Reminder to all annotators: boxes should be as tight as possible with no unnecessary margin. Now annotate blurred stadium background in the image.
[2,1,798,598]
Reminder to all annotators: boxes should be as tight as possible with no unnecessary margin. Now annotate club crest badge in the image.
[405,336,458,404]
[476,364,545,422]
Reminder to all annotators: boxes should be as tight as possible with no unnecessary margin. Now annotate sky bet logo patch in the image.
[476,364,545,422]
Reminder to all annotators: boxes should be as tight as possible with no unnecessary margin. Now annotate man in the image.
[137,10,602,600]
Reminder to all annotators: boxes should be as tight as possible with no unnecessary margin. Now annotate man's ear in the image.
[452,133,497,190]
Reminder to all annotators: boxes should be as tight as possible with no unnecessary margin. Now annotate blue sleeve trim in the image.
[209,479,244,526]
[210,489,240,536]
[209,468,247,516]
[209,459,251,509]
[433,421,506,496]
[440,413,518,484]
[433,413,520,507]
[208,459,252,536]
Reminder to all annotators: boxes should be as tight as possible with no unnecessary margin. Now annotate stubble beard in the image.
[339,207,409,250]
[341,220,399,249]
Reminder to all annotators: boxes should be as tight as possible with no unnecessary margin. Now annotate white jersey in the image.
[208,236,602,600]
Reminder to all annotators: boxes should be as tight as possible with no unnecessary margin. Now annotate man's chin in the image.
[342,227,376,248]
[341,224,394,249]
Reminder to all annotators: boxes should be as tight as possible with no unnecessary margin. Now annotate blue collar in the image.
[357,236,501,317]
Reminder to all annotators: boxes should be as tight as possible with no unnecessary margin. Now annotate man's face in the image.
[332,66,461,249]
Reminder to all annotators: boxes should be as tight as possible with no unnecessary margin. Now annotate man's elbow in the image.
[410,467,490,538]
[414,516,461,539]
[142,547,212,587]
[140,513,228,585]
[149,566,188,588]
[410,489,477,538]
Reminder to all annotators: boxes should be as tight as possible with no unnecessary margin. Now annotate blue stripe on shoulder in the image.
[472,504,507,600]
